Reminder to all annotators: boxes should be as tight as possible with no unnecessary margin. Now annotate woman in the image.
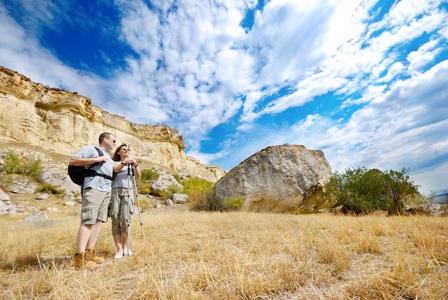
[109,143,141,259]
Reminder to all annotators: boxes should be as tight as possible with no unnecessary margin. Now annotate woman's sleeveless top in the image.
[112,164,133,188]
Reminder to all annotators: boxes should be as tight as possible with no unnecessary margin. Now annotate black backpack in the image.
[68,147,112,185]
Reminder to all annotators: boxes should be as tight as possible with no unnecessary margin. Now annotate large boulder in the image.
[214,144,334,213]
[172,193,188,203]
[38,167,79,194]
[150,174,183,197]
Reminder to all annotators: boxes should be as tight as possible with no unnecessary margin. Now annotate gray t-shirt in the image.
[73,146,113,192]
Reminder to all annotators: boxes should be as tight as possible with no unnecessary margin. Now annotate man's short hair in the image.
[99,132,112,145]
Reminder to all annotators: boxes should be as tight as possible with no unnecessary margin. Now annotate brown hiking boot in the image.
[85,248,104,264]
[74,251,96,269]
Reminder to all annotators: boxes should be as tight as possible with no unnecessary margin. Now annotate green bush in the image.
[1,151,42,181]
[37,183,65,195]
[222,197,244,211]
[136,169,160,195]
[138,198,152,212]
[384,168,419,214]
[182,177,213,194]
[189,186,220,211]
[136,181,151,195]
[140,169,159,182]
[173,174,182,183]
[324,167,419,215]
[1,151,21,174]
[182,177,221,211]
[0,174,14,189]
[161,184,184,200]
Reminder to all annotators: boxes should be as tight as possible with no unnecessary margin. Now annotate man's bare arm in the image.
[69,156,107,166]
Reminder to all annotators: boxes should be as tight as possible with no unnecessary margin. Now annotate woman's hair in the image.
[112,143,128,161]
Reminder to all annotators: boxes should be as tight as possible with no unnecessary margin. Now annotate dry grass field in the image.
[1,207,448,299]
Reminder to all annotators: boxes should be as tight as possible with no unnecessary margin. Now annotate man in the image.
[69,132,115,268]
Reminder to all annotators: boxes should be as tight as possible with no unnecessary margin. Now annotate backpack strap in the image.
[85,146,113,181]
[85,170,113,181]
[94,146,103,157]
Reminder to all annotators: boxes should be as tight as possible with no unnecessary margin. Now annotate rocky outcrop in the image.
[25,211,50,222]
[172,193,188,203]
[150,174,183,197]
[0,66,225,182]
[214,144,334,213]
[38,168,79,194]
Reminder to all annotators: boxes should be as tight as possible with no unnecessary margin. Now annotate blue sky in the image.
[1,0,447,194]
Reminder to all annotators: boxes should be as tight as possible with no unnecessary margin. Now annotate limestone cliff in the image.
[0,66,226,182]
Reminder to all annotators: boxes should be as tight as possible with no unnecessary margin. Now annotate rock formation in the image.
[38,168,79,194]
[0,66,225,182]
[214,144,334,213]
[150,174,183,197]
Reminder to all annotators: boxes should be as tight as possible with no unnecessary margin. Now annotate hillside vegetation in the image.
[1,211,447,299]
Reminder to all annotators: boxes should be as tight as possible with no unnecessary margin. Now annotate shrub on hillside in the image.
[182,177,213,194]
[384,168,419,214]
[36,183,65,195]
[222,197,244,211]
[1,151,42,181]
[324,167,419,215]
[173,174,182,183]
[0,174,14,189]
[161,184,184,200]
[136,169,160,194]
[140,169,159,182]
[182,177,221,211]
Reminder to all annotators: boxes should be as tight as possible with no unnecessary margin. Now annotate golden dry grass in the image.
[1,211,447,299]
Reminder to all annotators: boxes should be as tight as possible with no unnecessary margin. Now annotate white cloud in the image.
[413,161,448,194]
[215,49,255,92]
[185,149,228,167]
[382,62,406,82]
[118,1,160,58]
[236,123,253,131]
[407,39,442,71]
[342,84,387,107]
[291,114,321,133]
[260,75,347,115]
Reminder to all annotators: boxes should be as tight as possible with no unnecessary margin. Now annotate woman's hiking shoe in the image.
[85,248,104,264]
[74,251,96,269]
[123,248,133,256]
[114,250,123,259]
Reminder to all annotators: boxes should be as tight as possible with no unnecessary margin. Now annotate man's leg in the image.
[86,220,103,249]
[85,220,105,263]
[75,224,97,268]
[77,224,93,253]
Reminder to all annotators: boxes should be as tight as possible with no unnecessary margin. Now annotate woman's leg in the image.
[122,189,133,255]
[113,233,123,252]
[111,190,125,258]
[121,231,128,251]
